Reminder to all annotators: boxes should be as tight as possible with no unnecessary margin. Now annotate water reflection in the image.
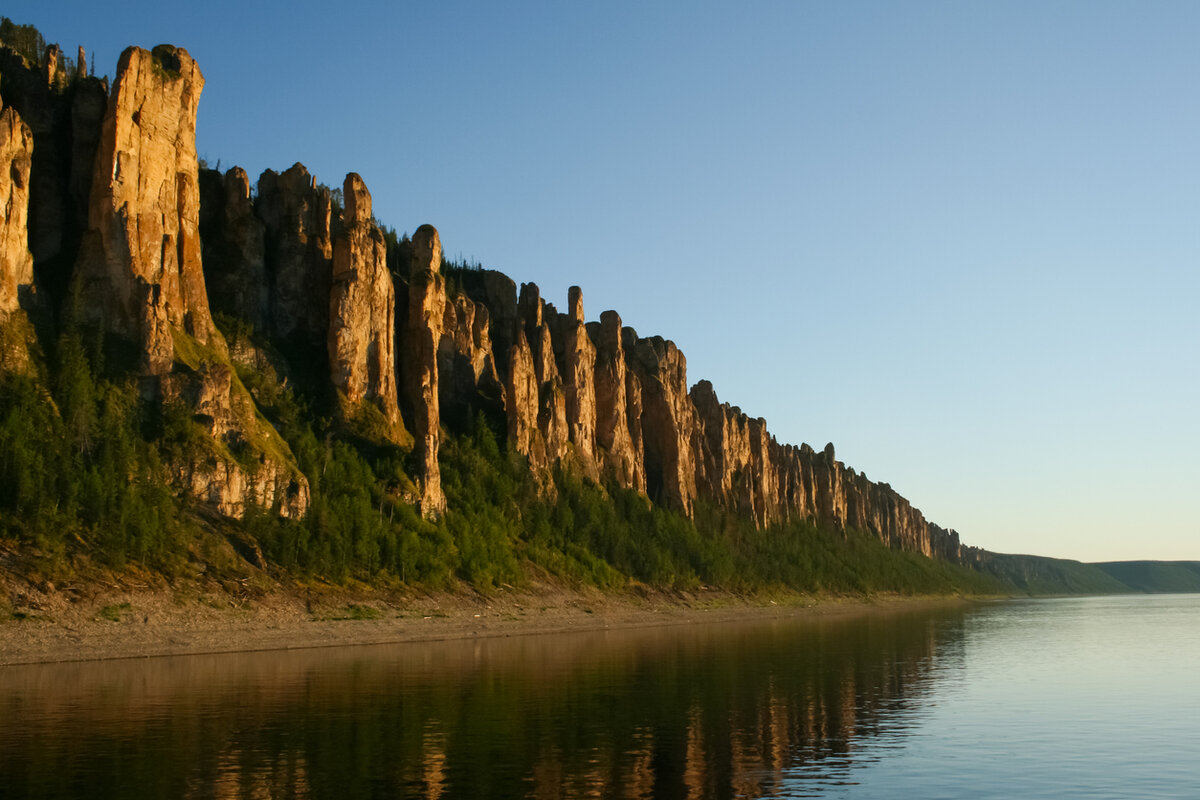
[0,606,968,799]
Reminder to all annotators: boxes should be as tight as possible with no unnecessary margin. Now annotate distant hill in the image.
[976,553,1131,596]
[1092,561,1200,594]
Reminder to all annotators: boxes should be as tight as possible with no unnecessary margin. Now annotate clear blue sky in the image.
[11,1,1198,561]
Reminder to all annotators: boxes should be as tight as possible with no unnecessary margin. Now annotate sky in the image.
[8,1,1197,562]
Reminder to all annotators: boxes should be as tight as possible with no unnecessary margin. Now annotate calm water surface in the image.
[1,594,1197,798]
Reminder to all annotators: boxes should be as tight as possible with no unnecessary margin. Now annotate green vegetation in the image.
[98,602,131,622]
[0,329,1004,596]
[0,16,47,66]
[976,552,1133,595]
[4,324,1184,599]
[0,331,186,573]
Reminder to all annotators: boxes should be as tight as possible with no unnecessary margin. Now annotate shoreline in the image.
[0,584,982,667]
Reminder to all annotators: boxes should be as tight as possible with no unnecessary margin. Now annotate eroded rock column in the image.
[0,102,34,317]
[73,45,217,374]
[328,173,403,439]
[401,224,447,517]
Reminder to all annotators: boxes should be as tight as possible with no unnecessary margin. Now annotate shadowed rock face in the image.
[199,167,268,334]
[0,43,105,310]
[438,291,502,430]
[400,224,447,517]
[328,172,403,437]
[256,162,332,350]
[628,335,701,515]
[73,45,216,374]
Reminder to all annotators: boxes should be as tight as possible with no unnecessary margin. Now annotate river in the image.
[1,594,1196,798]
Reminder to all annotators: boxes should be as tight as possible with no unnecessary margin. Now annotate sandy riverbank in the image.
[0,579,978,666]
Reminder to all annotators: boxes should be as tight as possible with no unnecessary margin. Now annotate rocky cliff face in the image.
[589,310,646,491]
[627,334,701,516]
[0,101,34,317]
[399,225,447,517]
[438,291,502,430]
[0,99,36,370]
[0,41,106,314]
[1,32,966,563]
[72,45,216,374]
[328,173,404,440]
[256,162,333,351]
[555,286,599,477]
[62,44,308,518]
[199,166,268,334]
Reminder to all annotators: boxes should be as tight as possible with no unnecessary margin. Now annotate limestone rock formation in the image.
[0,101,34,316]
[458,268,519,365]
[199,167,268,333]
[0,100,36,370]
[400,224,447,516]
[256,162,333,349]
[438,291,502,429]
[589,310,645,490]
[557,286,598,475]
[160,364,309,518]
[3,24,976,568]
[66,44,308,519]
[328,173,403,438]
[505,282,568,476]
[0,41,106,311]
[505,329,542,466]
[73,44,217,374]
[627,333,700,515]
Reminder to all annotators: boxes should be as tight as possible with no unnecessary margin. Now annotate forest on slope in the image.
[0,20,1182,606]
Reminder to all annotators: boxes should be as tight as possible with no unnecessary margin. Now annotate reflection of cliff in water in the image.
[0,606,968,799]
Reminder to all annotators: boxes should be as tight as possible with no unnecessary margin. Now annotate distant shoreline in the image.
[0,587,979,667]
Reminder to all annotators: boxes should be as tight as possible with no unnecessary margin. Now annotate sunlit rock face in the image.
[451,278,961,560]
[68,44,309,519]
[73,45,217,375]
[400,224,447,517]
[589,310,645,491]
[328,172,404,439]
[553,286,599,478]
[0,101,34,317]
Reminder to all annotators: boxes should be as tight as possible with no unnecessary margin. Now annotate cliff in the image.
[0,29,977,583]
